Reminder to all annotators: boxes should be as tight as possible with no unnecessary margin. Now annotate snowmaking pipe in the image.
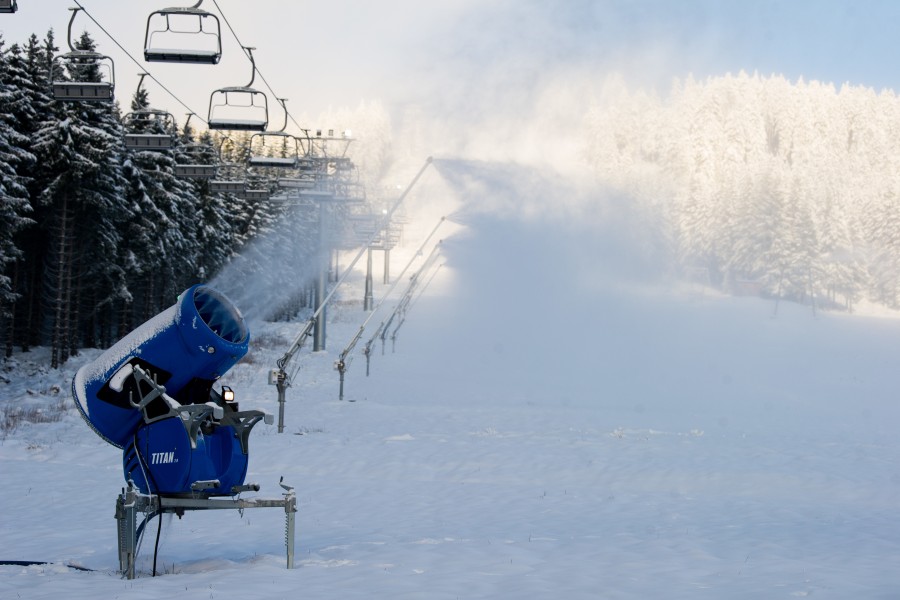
[336,217,447,399]
[375,241,443,357]
[391,262,444,352]
[272,156,434,432]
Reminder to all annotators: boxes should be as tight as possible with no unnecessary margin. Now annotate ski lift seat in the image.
[144,48,220,64]
[177,166,215,179]
[249,156,298,168]
[125,134,174,150]
[210,180,246,193]
[239,189,268,201]
[208,118,268,132]
[175,164,216,179]
[53,81,114,101]
[278,178,314,189]
[0,0,17,14]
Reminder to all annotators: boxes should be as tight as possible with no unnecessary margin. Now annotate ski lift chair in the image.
[0,0,18,14]
[51,53,115,101]
[237,172,272,201]
[248,132,301,168]
[207,86,268,131]
[209,163,247,194]
[123,75,177,150]
[209,137,248,193]
[124,110,176,151]
[144,1,222,64]
[246,98,302,167]
[209,178,246,194]
[277,175,315,190]
[239,187,269,201]
[175,142,217,179]
[176,163,217,179]
[207,47,268,131]
[51,8,115,101]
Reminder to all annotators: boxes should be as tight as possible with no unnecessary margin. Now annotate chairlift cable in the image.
[72,0,208,125]
[211,0,304,134]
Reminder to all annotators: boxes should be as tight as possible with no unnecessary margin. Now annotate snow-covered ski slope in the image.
[3,169,900,599]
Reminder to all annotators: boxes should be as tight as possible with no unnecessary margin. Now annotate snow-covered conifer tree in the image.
[0,36,37,357]
[32,32,127,366]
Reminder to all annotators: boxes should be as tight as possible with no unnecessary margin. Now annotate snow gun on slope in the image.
[73,284,272,496]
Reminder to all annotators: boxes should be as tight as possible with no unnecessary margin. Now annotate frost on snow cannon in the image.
[73,284,272,497]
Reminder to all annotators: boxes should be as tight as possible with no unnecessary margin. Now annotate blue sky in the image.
[2,1,899,128]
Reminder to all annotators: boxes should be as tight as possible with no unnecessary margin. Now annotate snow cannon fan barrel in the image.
[73,284,272,496]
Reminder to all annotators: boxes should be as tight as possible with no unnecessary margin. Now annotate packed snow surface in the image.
[2,211,900,599]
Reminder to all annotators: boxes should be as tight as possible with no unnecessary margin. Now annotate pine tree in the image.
[5,32,59,354]
[32,31,127,366]
[122,85,205,324]
[0,36,37,357]
[167,124,235,286]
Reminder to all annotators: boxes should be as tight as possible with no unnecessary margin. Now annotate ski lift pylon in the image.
[51,8,115,102]
[207,47,268,131]
[0,0,18,14]
[144,0,222,64]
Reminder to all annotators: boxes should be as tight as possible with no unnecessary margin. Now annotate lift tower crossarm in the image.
[271,157,434,431]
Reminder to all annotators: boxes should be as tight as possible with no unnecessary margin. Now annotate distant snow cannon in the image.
[73,284,272,496]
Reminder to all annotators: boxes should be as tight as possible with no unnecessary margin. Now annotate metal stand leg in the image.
[285,491,297,569]
[114,481,297,578]
[115,486,137,579]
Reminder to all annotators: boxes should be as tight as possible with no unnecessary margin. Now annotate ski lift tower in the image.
[301,128,357,351]
[349,209,402,310]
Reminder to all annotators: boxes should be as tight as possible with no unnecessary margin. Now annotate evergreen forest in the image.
[0,30,332,366]
[584,72,900,311]
[3,28,900,368]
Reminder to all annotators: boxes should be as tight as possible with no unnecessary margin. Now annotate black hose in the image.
[131,434,164,577]
[0,560,93,572]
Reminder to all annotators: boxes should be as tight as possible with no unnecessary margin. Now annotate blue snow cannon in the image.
[73,284,271,496]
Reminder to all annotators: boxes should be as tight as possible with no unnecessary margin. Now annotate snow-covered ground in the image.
[3,180,900,599]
